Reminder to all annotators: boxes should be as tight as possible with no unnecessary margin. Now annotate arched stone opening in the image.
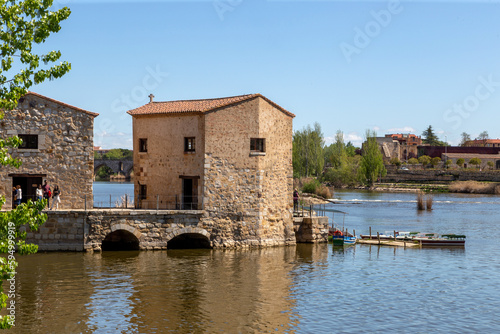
[168,233,211,249]
[102,230,140,251]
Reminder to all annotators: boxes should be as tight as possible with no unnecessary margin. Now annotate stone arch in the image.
[166,227,211,249]
[101,224,143,251]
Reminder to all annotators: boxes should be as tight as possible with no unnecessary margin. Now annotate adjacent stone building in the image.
[0,92,98,209]
[127,93,296,247]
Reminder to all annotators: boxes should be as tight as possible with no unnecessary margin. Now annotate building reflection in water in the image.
[8,245,330,333]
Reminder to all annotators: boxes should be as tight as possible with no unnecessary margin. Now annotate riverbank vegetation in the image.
[449,181,500,194]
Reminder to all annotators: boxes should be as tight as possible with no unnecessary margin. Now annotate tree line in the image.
[293,123,386,188]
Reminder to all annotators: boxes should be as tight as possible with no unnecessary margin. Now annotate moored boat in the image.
[414,234,466,247]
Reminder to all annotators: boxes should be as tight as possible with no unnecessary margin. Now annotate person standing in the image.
[42,180,51,208]
[293,188,299,212]
[14,185,22,207]
[50,185,61,210]
[36,184,43,201]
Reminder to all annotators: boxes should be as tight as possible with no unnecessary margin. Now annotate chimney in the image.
[148,94,155,103]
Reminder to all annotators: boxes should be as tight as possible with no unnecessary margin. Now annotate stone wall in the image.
[0,93,97,209]
[202,97,295,247]
[23,209,313,251]
[383,169,500,182]
[294,217,329,243]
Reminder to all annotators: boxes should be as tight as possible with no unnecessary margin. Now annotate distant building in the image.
[463,139,500,148]
[1,92,98,209]
[127,94,295,247]
[385,134,421,160]
[375,133,421,162]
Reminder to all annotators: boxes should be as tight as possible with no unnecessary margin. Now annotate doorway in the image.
[11,175,43,207]
[181,176,198,210]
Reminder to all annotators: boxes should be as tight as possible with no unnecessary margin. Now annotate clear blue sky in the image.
[32,0,500,149]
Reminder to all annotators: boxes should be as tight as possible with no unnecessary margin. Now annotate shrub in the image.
[456,158,465,167]
[418,155,431,166]
[430,157,441,168]
[302,179,321,194]
[408,158,419,165]
[449,181,500,194]
[469,158,481,168]
[390,157,401,166]
[317,185,332,199]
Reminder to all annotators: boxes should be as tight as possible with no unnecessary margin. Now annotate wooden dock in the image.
[356,238,420,248]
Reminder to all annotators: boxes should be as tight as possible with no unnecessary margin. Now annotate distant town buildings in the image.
[376,133,422,162]
[462,139,500,148]
[127,93,296,247]
[1,92,98,209]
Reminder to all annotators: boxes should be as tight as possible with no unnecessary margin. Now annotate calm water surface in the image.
[7,186,500,333]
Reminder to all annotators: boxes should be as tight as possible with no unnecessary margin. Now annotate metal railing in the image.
[92,194,201,210]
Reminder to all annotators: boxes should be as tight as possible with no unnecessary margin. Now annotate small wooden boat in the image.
[414,234,466,247]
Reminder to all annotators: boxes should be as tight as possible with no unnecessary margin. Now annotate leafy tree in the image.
[358,130,386,186]
[96,166,114,180]
[408,157,419,165]
[418,155,431,166]
[293,123,324,177]
[460,132,471,146]
[345,141,357,157]
[487,161,494,169]
[456,158,465,168]
[430,157,441,168]
[325,130,347,169]
[469,158,482,168]
[445,159,452,168]
[102,149,133,160]
[0,1,71,328]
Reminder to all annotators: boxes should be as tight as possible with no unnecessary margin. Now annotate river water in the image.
[6,186,500,333]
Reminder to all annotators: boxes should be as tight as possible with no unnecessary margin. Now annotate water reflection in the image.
[10,248,302,333]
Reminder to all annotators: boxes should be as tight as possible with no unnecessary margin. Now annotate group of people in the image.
[12,180,62,210]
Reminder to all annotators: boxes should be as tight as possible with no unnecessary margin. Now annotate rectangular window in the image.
[18,134,38,149]
[139,138,147,153]
[250,138,265,152]
[139,185,147,200]
[184,137,195,152]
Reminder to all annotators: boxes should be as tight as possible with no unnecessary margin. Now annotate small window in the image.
[184,137,195,152]
[250,138,265,152]
[18,134,38,149]
[139,138,147,153]
[139,185,147,200]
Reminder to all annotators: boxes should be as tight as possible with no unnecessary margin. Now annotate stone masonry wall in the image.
[202,97,295,247]
[0,93,96,209]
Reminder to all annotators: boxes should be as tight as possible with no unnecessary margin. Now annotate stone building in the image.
[127,93,296,247]
[0,92,98,209]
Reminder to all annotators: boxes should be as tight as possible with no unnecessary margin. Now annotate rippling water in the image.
[6,189,500,333]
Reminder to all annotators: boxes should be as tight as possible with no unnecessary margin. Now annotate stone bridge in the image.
[94,159,134,178]
[25,210,328,251]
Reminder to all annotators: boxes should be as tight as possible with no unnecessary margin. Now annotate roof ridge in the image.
[25,91,99,117]
[152,93,258,104]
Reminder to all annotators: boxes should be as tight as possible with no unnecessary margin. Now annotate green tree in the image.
[325,130,347,169]
[0,1,71,328]
[422,125,447,146]
[469,158,482,168]
[358,130,386,186]
[345,141,357,157]
[293,123,324,177]
[477,131,489,146]
[430,157,441,168]
[445,159,452,168]
[408,158,419,165]
[487,161,494,169]
[456,158,465,168]
[103,149,133,160]
[418,155,431,166]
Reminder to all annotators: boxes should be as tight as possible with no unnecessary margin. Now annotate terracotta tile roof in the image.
[127,93,295,118]
[24,92,99,117]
